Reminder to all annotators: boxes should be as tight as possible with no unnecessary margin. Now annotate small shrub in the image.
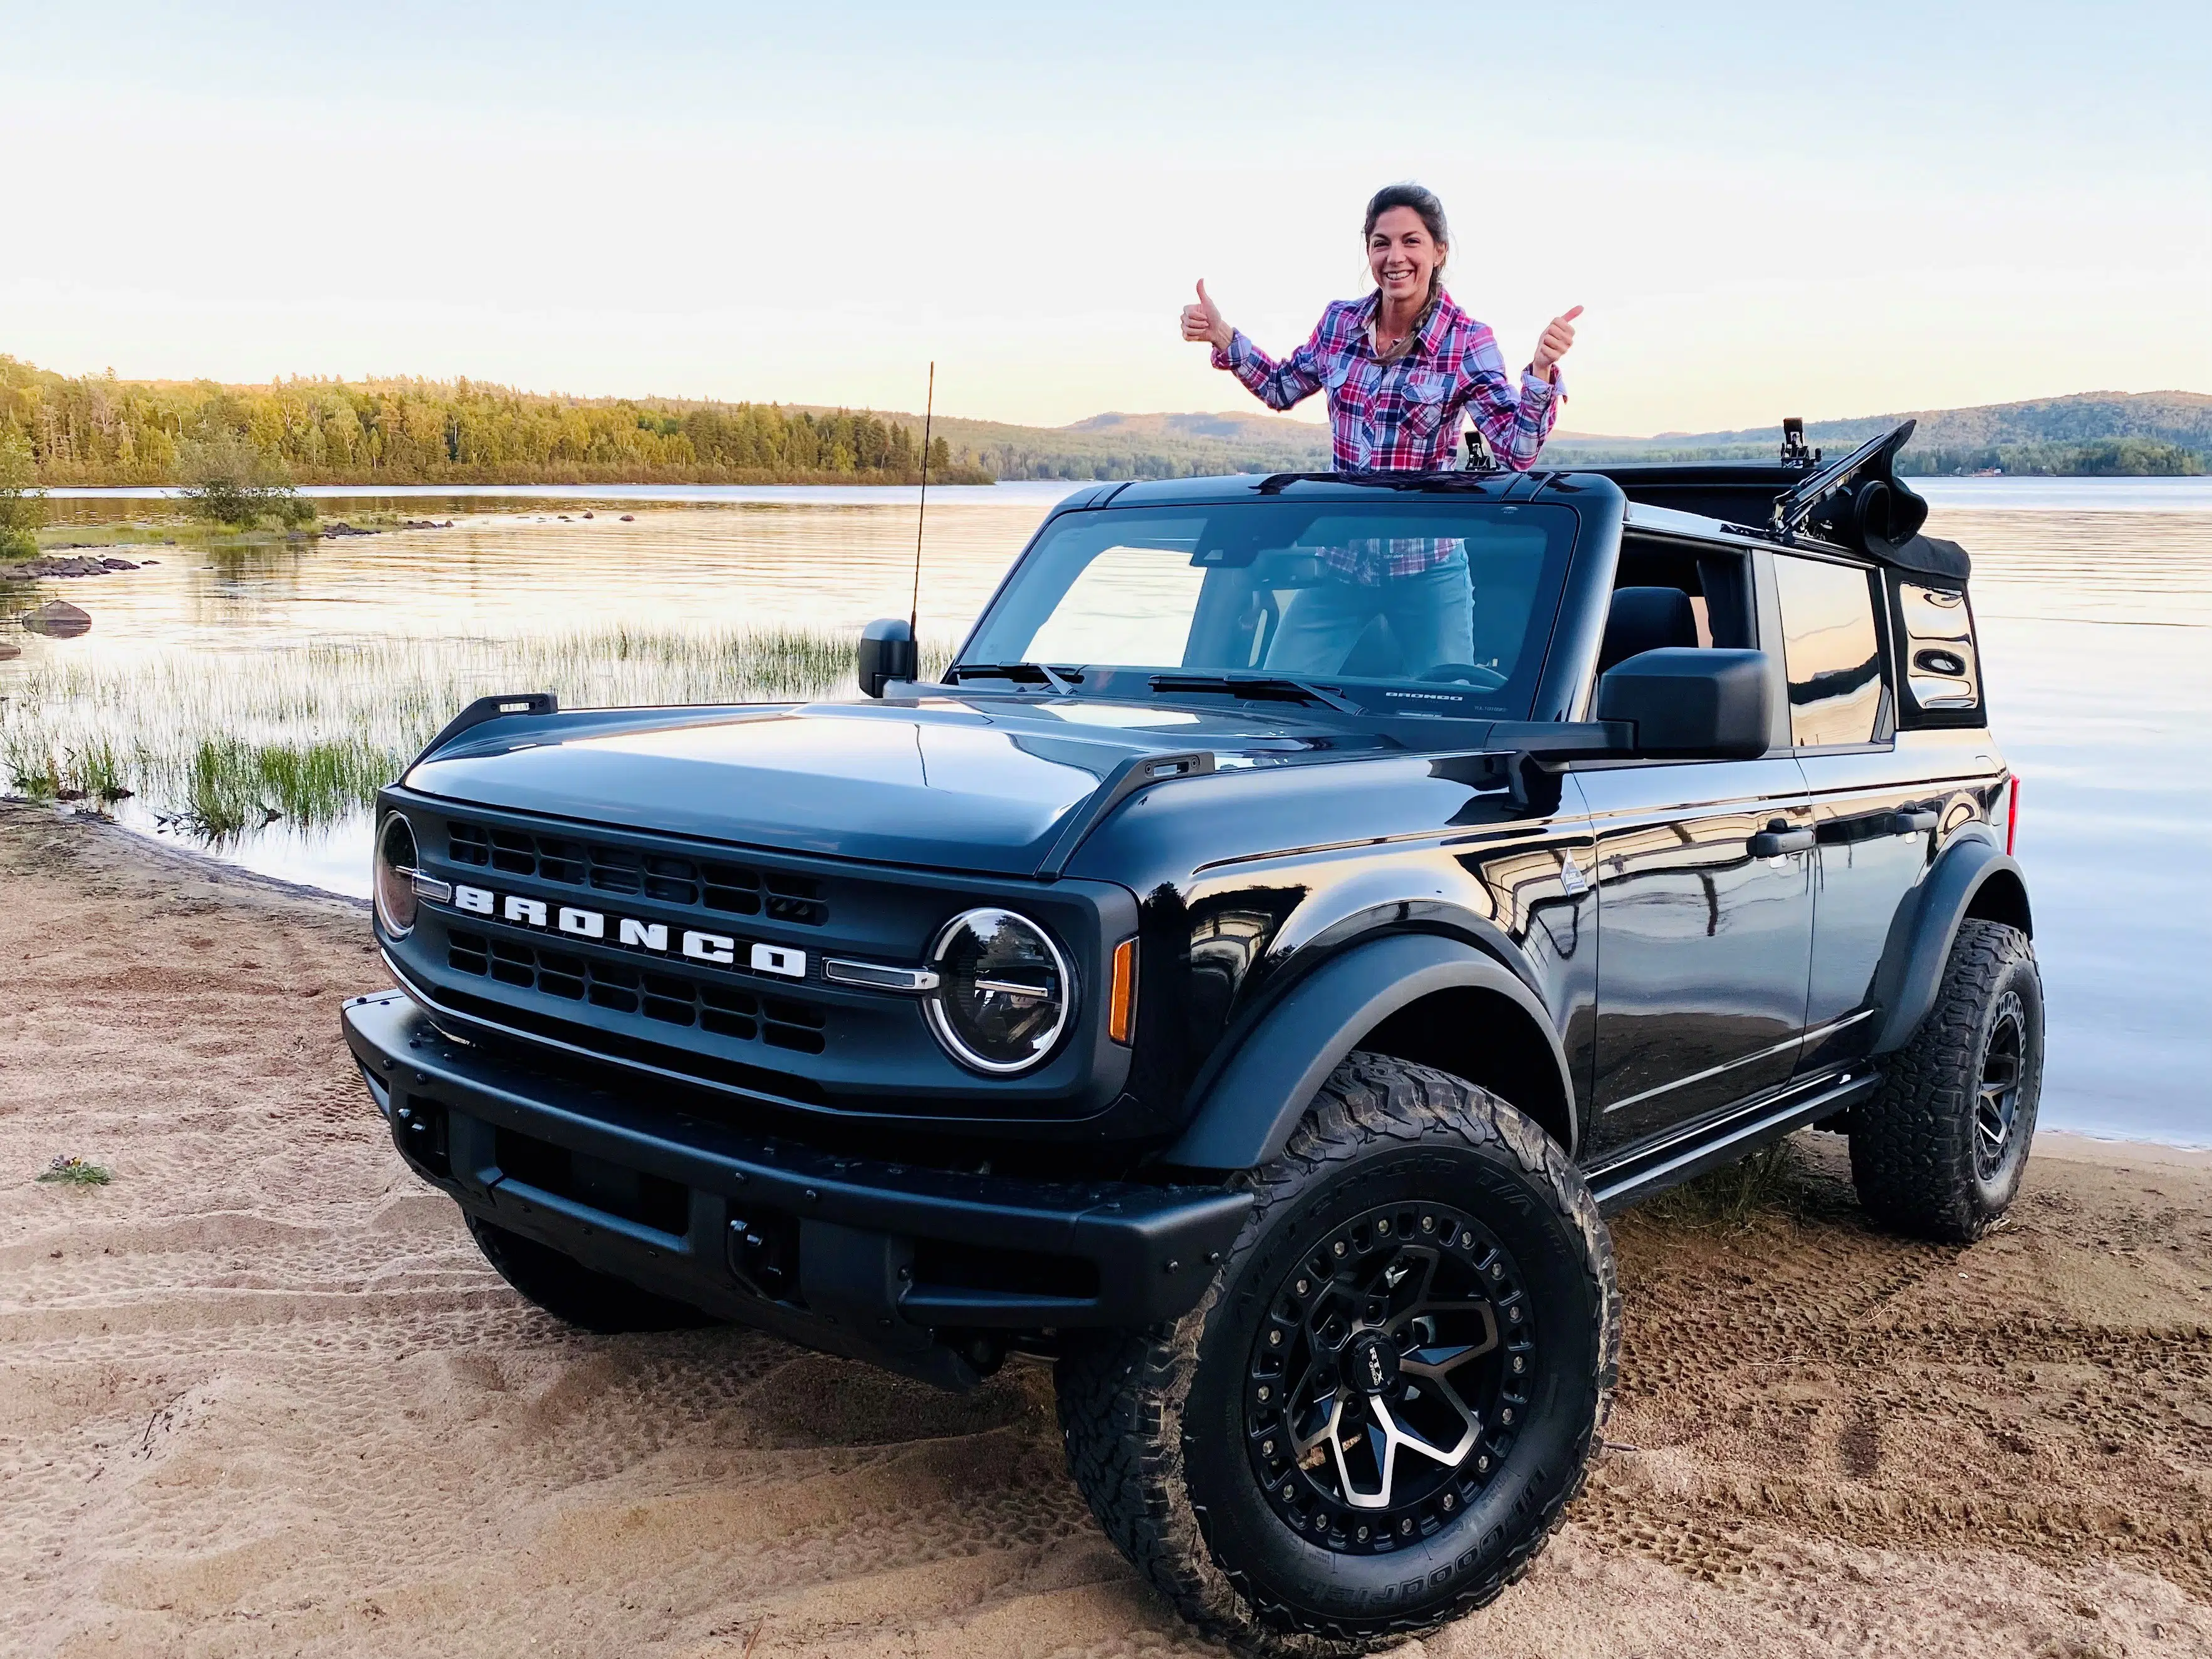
[176,432,310,529]
[38,1155,112,1186]
[0,428,44,558]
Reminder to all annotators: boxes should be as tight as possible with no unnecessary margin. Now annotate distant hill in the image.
[1548,391,2212,476]
[877,390,2209,480]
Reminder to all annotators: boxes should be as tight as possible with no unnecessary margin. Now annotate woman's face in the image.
[1367,205,1442,307]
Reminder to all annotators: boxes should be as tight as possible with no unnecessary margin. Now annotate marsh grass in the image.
[1643,1139,1808,1231]
[1,625,956,836]
[65,737,131,803]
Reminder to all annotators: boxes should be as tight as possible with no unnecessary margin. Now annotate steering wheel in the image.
[1417,663,1508,690]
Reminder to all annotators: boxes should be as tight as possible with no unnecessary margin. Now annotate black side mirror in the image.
[1595,648,1771,759]
[857,617,919,699]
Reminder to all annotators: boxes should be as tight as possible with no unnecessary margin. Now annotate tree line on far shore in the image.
[1891,438,2204,477]
[5,355,2204,495]
[0,356,988,489]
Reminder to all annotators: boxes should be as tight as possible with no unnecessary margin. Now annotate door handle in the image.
[1880,809,1940,835]
[1748,818,1815,857]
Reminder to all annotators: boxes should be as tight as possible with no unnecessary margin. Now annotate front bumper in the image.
[342,989,1249,1388]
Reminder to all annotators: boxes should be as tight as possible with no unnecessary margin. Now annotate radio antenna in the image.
[908,361,934,637]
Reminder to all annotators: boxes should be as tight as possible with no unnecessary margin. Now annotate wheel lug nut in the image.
[1263,1438,1276,1455]
[1420,1215,1435,1232]
[1333,1240,1347,1256]
[1441,1492,1454,1511]
[1282,1482,1295,1498]
[1400,1518,1413,1536]
[1511,1355,1525,1373]
[1268,1329,1283,1346]
[1257,1386,1271,1402]
[1356,1525,1370,1541]
[1295,1278,1309,1296]
[1478,1455,1491,1472]
[1377,1219,1390,1235]
[1501,1407,1515,1424]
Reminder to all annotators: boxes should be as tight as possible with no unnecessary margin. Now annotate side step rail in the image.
[1585,1070,1879,1215]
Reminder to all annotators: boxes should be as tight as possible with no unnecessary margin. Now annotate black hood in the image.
[403,696,1394,876]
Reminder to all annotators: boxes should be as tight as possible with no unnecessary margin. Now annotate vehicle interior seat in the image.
[1598,586,1698,674]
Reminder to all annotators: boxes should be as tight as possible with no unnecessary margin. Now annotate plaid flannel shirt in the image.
[1212,288,1561,581]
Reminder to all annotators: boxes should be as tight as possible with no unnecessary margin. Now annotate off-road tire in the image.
[1851,919,2044,1242]
[467,1214,714,1334]
[1055,1054,1618,1655]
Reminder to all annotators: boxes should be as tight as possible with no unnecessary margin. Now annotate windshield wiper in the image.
[1147,673,1365,714]
[946,662,1083,694]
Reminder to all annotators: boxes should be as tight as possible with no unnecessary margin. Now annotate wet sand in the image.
[2,799,2207,1658]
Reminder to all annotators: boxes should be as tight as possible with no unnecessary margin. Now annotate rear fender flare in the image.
[1869,833,2033,1054]
[1162,932,1575,1172]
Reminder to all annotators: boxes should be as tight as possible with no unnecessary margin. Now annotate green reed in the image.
[1,625,956,836]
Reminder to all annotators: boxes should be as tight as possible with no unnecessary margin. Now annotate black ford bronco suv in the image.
[344,419,2041,1651]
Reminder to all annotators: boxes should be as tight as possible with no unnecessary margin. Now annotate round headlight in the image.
[925,908,1073,1074]
[373,811,420,938]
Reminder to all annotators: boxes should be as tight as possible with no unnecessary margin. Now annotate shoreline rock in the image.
[21,599,93,637]
[1,554,140,580]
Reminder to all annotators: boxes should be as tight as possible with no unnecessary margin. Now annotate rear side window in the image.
[1775,554,1886,747]
[1894,580,1982,720]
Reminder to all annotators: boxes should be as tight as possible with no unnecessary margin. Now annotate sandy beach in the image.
[2,798,2206,1659]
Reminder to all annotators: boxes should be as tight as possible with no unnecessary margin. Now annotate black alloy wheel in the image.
[1056,1054,1617,1654]
[1972,990,2028,1183]
[1246,1199,1529,1554]
[1851,918,2045,1242]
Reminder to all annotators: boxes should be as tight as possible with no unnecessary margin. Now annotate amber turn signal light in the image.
[1108,937,1138,1045]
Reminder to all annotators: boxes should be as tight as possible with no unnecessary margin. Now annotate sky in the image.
[3,1,2207,436]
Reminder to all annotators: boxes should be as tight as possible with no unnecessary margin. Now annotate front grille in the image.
[446,819,827,925]
[447,930,829,1054]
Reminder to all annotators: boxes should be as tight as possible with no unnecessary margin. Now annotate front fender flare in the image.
[1869,834,2032,1055]
[1162,932,1574,1172]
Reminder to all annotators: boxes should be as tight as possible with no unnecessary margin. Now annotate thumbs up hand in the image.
[1181,280,1233,351]
[1531,305,1583,381]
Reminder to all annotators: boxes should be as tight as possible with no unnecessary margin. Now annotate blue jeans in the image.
[1264,553,1474,678]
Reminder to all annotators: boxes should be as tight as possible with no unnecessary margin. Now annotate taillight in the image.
[2005,775,2020,856]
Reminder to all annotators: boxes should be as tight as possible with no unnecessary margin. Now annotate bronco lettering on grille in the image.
[448,884,806,978]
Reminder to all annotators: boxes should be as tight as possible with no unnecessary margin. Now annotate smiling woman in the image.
[1180,183,1582,477]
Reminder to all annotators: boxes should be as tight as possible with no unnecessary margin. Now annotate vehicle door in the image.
[1580,547,1817,1155]
[1773,551,1947,1074]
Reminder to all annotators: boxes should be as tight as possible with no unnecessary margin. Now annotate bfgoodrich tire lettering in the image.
[1851,918,2045,1242]
[1055,1054,1618,1653]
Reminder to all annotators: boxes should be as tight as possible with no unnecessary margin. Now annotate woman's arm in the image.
[1214,326,1328,412]
[1459,333,1560,471]
[1182,281,1327,412]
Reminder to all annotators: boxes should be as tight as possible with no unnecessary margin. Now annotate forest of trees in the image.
[6,355,2204,487]
[0,357,987,487]
[1889,438,2203,477]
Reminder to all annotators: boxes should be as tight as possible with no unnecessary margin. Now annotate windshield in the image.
[959,499,1577,716]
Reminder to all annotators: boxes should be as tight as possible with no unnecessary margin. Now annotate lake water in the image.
[6,477,2208,1147]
